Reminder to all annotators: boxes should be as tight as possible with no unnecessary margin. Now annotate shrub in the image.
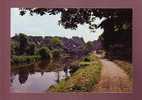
[51,37,63,48]
[38,47,51,60]
[48,53,102,92]
[52,49,61,61]
[11,55,40,65]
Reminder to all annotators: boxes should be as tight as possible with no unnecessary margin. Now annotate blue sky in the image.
[11,8,105,42]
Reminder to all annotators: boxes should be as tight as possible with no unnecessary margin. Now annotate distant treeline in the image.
[11,33,102,65]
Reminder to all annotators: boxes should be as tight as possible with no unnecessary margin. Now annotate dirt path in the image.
[93,58,132,93]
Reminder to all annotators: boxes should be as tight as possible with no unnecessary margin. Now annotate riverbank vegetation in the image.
[11,8,132,93]
[11,33,101,69]
[11,55,40,65]
[48,53,102,92]
[11,34,63,67]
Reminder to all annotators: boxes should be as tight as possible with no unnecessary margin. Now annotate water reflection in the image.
[18,67,29,84]
[11,60,71,93]
[38,60,49,70]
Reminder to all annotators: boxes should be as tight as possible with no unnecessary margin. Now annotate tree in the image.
[52,49,61,61]
[11,41,17,55]
[19,8,132,61]
[85,41,94,53]
[27,43,35,55]
[51,37,63,49]
[38,47,51,60]
[18,33,29,55]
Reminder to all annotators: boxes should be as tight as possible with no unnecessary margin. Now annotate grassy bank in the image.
[48,53,102,92]
[11,55,40,67]
[114,60,133,80]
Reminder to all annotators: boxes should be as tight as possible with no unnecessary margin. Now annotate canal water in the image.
[11,61,71,93]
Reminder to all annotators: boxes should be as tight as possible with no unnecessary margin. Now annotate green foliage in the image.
[12,33,32,55]
[51,37,63,48]
[18,33,29,55]
[48,53,102,92]
[11,41,17,55]
[52,49,61,61]
[11,55,40,65]
[51,37,59,45]
[27,43,35,55]
[20,8,132,31]
[38,47,51,60]
[85,42,94,53]
[19,8,132,62]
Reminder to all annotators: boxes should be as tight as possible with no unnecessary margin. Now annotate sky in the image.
[11,8,105,42]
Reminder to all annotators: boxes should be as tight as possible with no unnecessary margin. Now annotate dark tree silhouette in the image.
[18,33,29,55]
[18,67,29,84]
[38,47,51,60]
[52,49,61,61]
[27,43,35,55]
[19,8,132,62]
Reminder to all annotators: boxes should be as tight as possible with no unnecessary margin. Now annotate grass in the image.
[11,55,40,66]
[48,53,102,92]
[114,60,133,80]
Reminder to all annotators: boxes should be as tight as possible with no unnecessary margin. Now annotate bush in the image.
[11,55,40,65]
[48,53,102,92]
[52,49,60,59]
[51,37,63,49]
[51,37,61,45]
[38,47,51,60]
